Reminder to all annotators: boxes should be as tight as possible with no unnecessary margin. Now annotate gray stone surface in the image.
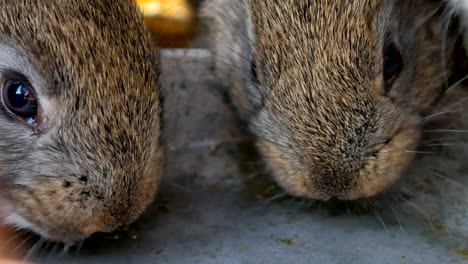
[30,49,468,264]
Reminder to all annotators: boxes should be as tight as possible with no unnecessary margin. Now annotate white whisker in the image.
[422,110,456,120]
[389,205,404,232]
[11,234,32,258]
[374,211,388,232]
[424,129,468,133]
[428,170,466,189]
[446,73,468,93]
[421,143,458,147]
[168,136,252,152]
[407,201,435,231]
[75,240,84,257]
[0,231,24,253]
[24,238,44,260]
[264,192,288,203]
[405,150,434,154]
[446,95,468,110]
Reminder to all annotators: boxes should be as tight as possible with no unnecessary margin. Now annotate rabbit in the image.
[0,0,163,244]
[202,0,467,201]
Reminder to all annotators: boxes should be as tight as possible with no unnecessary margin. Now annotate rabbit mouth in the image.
[256,115,421,201]
[4,212,38,234]
[3,212,61,245]
[3,212,86,244]
[346,120,421,200]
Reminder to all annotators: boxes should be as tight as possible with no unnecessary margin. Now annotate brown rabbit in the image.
[0,0,163,243]
[447,0,468,47]
[203,0,465,201]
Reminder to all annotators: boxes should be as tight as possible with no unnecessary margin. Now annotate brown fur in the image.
[204,0,461,200]
[0,0,163,243]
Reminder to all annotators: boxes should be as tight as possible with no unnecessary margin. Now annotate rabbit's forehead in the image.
[0,0,160,120]
[249,0,385,80]
[0,0,156,92]
[245,1,389,140]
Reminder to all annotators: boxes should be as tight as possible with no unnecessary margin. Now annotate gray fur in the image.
[0,0,163,243]
[204,0,464,200]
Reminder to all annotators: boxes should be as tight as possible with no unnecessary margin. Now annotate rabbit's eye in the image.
[383,43,403,91]
[1,80,38,123]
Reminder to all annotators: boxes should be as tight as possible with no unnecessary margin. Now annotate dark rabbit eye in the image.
[383,42,403,91]
[1,80,38,123]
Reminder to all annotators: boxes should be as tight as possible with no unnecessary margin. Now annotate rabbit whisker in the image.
[75,240,85,257]
[0,230,24,253]
[406,201,435,231]
[10,234,32,258]
[24,238,44,260]
[168,136,253,152]
[427,170,466,189]
[420,142,458,147]
[422,110,458,121]
[445,95,468,109]
[423,129,468,133]
[61,243,73,256]
[446,73,468,93]
[389,204,404,232]
[405,150,434,154]
[374,210,388,232]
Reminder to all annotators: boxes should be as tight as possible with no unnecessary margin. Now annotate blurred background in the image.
[136,0,202,48]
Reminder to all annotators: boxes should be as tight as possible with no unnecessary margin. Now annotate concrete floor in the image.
[29,49,468,263]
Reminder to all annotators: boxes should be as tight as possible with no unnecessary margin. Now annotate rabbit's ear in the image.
[202,0,261,119]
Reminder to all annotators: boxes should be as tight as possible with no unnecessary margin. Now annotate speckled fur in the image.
[0,0,163,243]
[204,0,465,200]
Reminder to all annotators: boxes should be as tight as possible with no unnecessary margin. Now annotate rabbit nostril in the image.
[367,138,393,159]
[384,138,392,145]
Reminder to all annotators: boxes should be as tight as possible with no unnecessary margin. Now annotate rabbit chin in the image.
[2,212,71,244]
[3,212,48,239]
